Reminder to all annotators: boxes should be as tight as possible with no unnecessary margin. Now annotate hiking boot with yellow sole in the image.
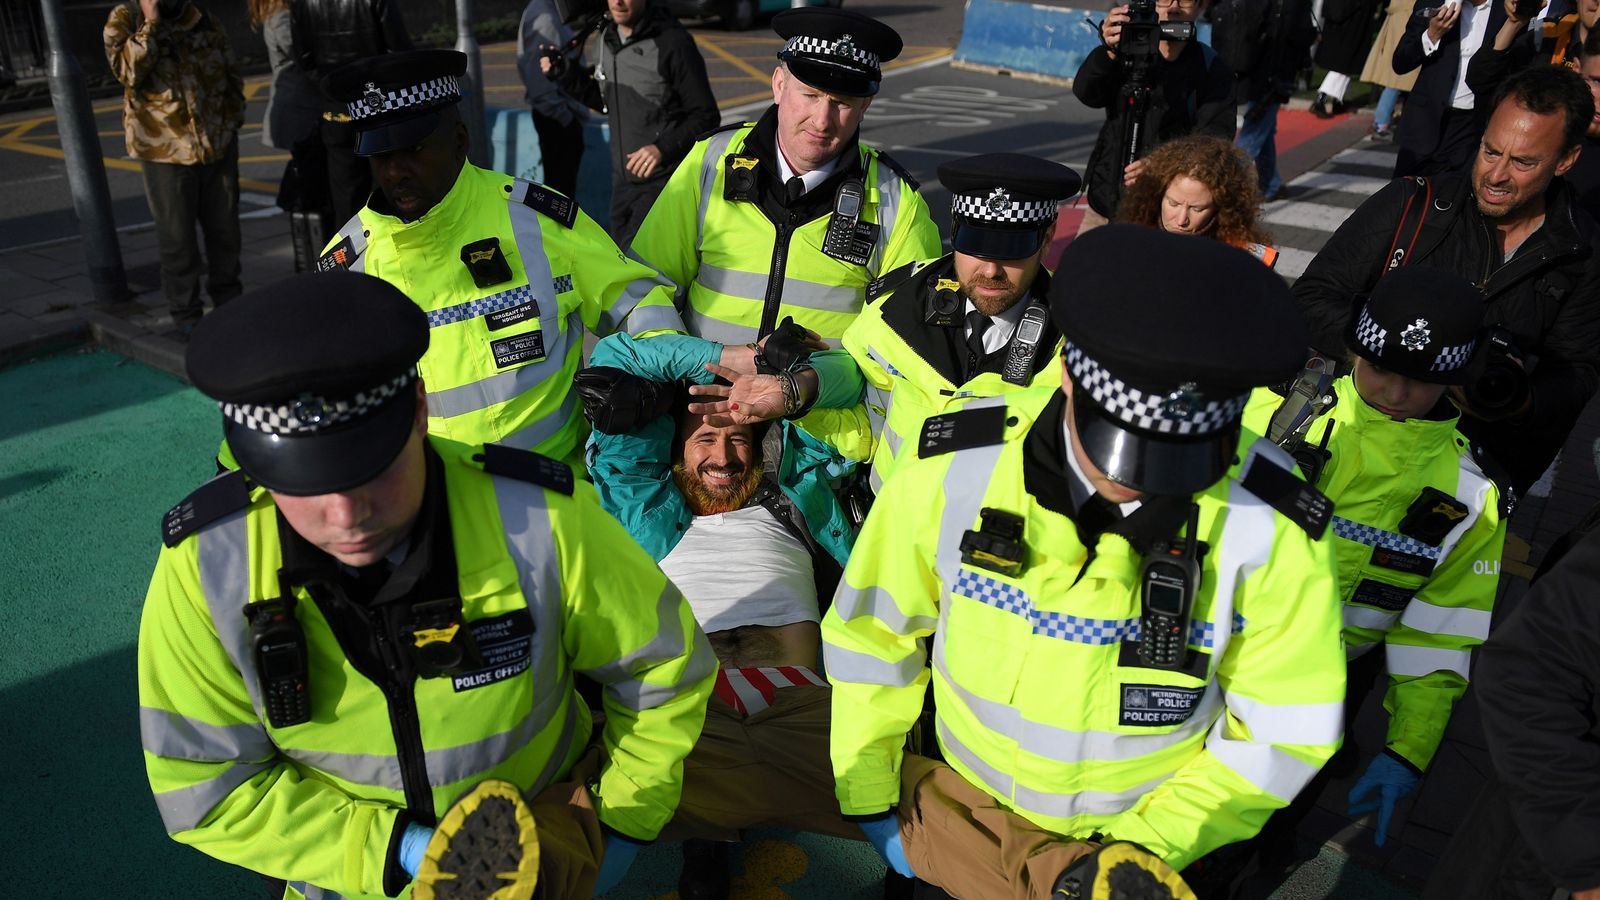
[413,779,540,900]
[1051,841,1197,900]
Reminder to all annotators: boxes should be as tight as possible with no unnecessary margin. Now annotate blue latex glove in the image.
[859,813,913,878]
[593,833,644,897]
[1346,753,1420,846]
[399,822,434,877]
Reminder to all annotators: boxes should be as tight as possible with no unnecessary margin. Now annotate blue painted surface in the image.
[487,106,616,228]
[953,0,1212,82]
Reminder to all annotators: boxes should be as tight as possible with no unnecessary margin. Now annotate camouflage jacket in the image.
[103,1,244,165]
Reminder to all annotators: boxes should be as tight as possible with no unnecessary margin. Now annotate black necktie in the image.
[965,310,991,377]
[785,176,805,205]
[1075,494,1124,548]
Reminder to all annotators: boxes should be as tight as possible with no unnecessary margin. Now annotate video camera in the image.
[1119,0,1197,61]
[1115,0,1198,173]
[1462,327,1531,419]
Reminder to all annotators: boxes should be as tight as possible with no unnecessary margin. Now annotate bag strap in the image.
[1383,176,1432,275]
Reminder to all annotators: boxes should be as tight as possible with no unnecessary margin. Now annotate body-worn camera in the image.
[1462,327,1530,419]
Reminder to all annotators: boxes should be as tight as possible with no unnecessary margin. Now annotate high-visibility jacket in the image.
[1243,377,1505,771]
[627,105,941,348]
[816,255,1065,492]
[824,387,1346,869]
[139,442,715,899]
[319,163,683,465]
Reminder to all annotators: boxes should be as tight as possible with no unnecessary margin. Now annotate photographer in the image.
[1292,64,1600,496]
[1072,0,1236,227]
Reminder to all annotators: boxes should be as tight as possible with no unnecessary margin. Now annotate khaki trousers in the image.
[661,684,860,843]
[897,753,1098,900]
[530,746,606,898]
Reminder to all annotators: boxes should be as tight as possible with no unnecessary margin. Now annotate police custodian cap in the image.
[774,7,902,97]
[322,49,467,156]
[186,271,430,496]
[1051,225,1308,496]
[938,153,1082,260]
[1348,267,1484,385]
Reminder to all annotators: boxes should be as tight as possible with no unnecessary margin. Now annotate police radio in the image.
[1137,504,1202,670]
[999,302,1050,385]
[821,180,876,266]
[246,596,312,728]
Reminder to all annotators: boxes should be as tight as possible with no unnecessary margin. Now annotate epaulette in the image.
[870,146,921,192]
[476,443,575,495]
[1237,450,1332,540]
[865,260,926,299]
[514,181,578,229]
[695,120,748,142]
[162,469,251,548]
[918,405,1007,458]
[316,220,368,272]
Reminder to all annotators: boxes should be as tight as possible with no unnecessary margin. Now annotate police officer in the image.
[1238,267,1505,878]
[316,49,684,466]
[822,226,1346,900]
[138,271,714,900]
[627,7,941,348]
[807,152,1081,495]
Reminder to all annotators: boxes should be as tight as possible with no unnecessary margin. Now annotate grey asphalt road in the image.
[0,0,1082,251]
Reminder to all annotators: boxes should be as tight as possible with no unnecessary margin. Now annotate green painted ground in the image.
[0,351,1417,900]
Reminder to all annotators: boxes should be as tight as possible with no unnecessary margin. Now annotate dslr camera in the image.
[1462,327,1531,419]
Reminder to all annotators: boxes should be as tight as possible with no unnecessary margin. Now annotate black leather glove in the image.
[574,366,676,434]
[756,315,815,374]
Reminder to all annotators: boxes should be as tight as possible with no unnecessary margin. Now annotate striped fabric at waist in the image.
[712,665,828,717]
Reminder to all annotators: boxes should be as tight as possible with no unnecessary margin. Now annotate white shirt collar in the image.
[774,145,840,196]
[962,298,1029,356]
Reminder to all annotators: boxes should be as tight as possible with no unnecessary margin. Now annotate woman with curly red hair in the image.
[1116,135,1279,266]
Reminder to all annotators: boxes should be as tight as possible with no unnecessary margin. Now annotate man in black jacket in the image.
[1465,520,1600,900]
[1293,64,1600,495]
[549,0,719,248]
[292,0,412,223]
[1071,0,1236,226]
[1392,0,1507,177]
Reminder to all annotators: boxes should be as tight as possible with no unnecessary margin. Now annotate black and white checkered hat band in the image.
[1354,307,1387,357]
[952,192,1057,225]
[1065,341,1248,436]
[347,76,460,122]
[782,36,879,70]
[221,372,414,435]
[1429,340,1476,373]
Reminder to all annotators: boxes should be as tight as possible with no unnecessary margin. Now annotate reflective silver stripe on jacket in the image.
[288,881,346,900]
[427,310,580,421]
[491,473,583,793]
[497,390,580,451]
[423,187,567,427]
[695,128,744,254]
[581,581,714,710]
[682,312,760,347]
[599,266,683,336]
[696,263,861,315]
[153,759,272,833]
[938,717,1163,819]
[866,151,901,275]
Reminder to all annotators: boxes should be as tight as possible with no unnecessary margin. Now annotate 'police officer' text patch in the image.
[453,611,535,692]
[1120,683,1205,726]
[491,331,546,368]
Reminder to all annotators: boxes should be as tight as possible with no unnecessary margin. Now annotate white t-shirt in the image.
[658,505,820,633]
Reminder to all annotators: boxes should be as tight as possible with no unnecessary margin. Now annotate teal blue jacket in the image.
[585,333,858,565]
